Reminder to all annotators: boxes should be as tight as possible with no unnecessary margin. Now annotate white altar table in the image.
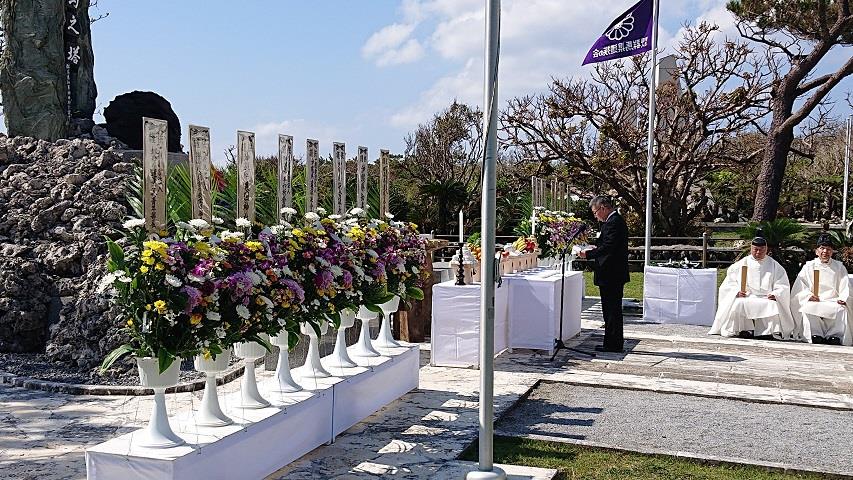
[643,266,718,326]
[503,269,584,353]
[430,280,509,368]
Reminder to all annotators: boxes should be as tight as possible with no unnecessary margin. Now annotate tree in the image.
[401,102,483,233]
[502,23,772,236]
[728,0,853,220]
[0,0,97,140]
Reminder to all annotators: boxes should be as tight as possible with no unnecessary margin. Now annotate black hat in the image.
[816,232,834,248]
[751,228,767,247]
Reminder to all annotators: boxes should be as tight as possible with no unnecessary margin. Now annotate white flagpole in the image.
[643,0,661,266]
[467,1,505,479]
[843,115,851,227]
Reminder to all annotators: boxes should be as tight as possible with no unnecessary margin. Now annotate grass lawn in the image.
[460,436,825,480]
[582,269,727,300]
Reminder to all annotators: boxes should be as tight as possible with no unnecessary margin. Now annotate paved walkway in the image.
[2,298,852,479]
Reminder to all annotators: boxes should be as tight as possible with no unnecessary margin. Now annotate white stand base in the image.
[138,388,185,449]
[351,314,380,357]
[238,360,270,409]
[272,348,302,393]
[196,376,232,427]
[466,467,507,480]
[328,328,358,368]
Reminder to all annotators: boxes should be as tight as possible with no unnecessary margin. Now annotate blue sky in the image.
[81,1,851,164]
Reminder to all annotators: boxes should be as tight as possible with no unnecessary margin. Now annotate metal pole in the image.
[844,116,851,226]
[467,1,505,479]
[643,0,660,267]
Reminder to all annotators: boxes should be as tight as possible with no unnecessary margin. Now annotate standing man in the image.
[579,196,629,352]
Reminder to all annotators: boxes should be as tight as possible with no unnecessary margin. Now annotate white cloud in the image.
[362,23,425,66]
[372,0,742,131]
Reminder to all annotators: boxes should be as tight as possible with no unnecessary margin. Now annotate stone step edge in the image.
[541,372,853,412]
[492,432,853,480]
[623,330,853,355]
[0,357,263,396]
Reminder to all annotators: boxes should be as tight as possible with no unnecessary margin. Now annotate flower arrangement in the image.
[100,209,429,373]
[99,220,222,373]
[533,207,588,258]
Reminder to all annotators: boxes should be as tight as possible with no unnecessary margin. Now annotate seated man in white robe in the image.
[790,234,852,346]
[710,232,795,339]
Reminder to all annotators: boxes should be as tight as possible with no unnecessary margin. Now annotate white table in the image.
[643,266,718,326]
[430,280,509,368]
[503,269,584,353]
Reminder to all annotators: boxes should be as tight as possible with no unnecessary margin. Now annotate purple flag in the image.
[582,0,653,66]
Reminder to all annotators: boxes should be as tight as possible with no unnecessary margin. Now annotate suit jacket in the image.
[586,211,629,287]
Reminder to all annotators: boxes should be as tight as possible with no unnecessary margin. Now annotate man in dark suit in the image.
[579,195,629,352]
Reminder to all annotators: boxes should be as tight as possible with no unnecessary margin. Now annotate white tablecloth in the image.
[431,280,509,367]
[503,270,584,353]
[643,266,717,326]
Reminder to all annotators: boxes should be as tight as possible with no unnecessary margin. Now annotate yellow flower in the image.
[245,241,263,252]
[141,249,153,258]
[292,228,304,237]
[145,304,152,311]
[143,240,168,255]
[153,300,167,314]
[143,256,155,265]
[203,350,212,360]
[139,265,149,274]
[190,313,202,326]
[126,319,134,327]
[155,263,165,271]
[255,253,265,260]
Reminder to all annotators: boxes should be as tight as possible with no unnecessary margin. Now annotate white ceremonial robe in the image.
[710,255,795,338]
[790,258,853,345]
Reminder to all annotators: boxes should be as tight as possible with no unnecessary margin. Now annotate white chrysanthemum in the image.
[329,214,342,220]
[305,212,320,221]
[220,231,245,241]
[122,218,145,229]
[187,274,205,283]
[349,207,365,217]
[164,274,182,287]
[248,271,262,285]
[330,265,343,277]
[385,212,394,219]
[235,217,252,228]
[212,216,224,225]
[281,207,297,216]
[176,221,195,232]
[259,295,274,310]
[189,219,210,230]
[236,305,251,319]
[280,265,292,276]
[367,249,379,258]
[270,225,285,235]
[206,311,221,322]
[316,207,327,215]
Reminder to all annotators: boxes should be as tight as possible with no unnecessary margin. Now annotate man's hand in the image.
[767,294,776,301]
[736,291,746,298]
[809,295,820,302]
[838,299,847,306]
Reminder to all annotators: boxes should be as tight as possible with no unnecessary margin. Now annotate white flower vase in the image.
[192,348,233,426]
[327,308,357,368]
[299,320,331,379]
[270,331,301,393]
[136,357,184,448]
[351,305,380,357]
[375,296,401,348]
[233,336,271,409]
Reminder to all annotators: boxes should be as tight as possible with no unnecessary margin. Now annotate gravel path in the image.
[497,382,853,476]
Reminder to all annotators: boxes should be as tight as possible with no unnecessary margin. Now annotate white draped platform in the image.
[430,280,510,368]
[430,269,584,366]
[85,343,419,480]
[643,266,718,326]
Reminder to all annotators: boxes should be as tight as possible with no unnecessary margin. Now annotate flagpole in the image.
[467,0,505,479]
[643,0,660,266]
[843,115,851,227]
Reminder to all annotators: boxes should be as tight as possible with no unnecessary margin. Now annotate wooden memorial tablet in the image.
[740,265,747,294]
[813,269,820,298]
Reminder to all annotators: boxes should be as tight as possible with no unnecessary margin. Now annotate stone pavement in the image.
[2,297,852,479]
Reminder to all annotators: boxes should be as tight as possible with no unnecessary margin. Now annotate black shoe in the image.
[738,330,754,339]
[812,335,825,344]
[594,345,624,353]
[826,336,843,346]
[754,334,774,341]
